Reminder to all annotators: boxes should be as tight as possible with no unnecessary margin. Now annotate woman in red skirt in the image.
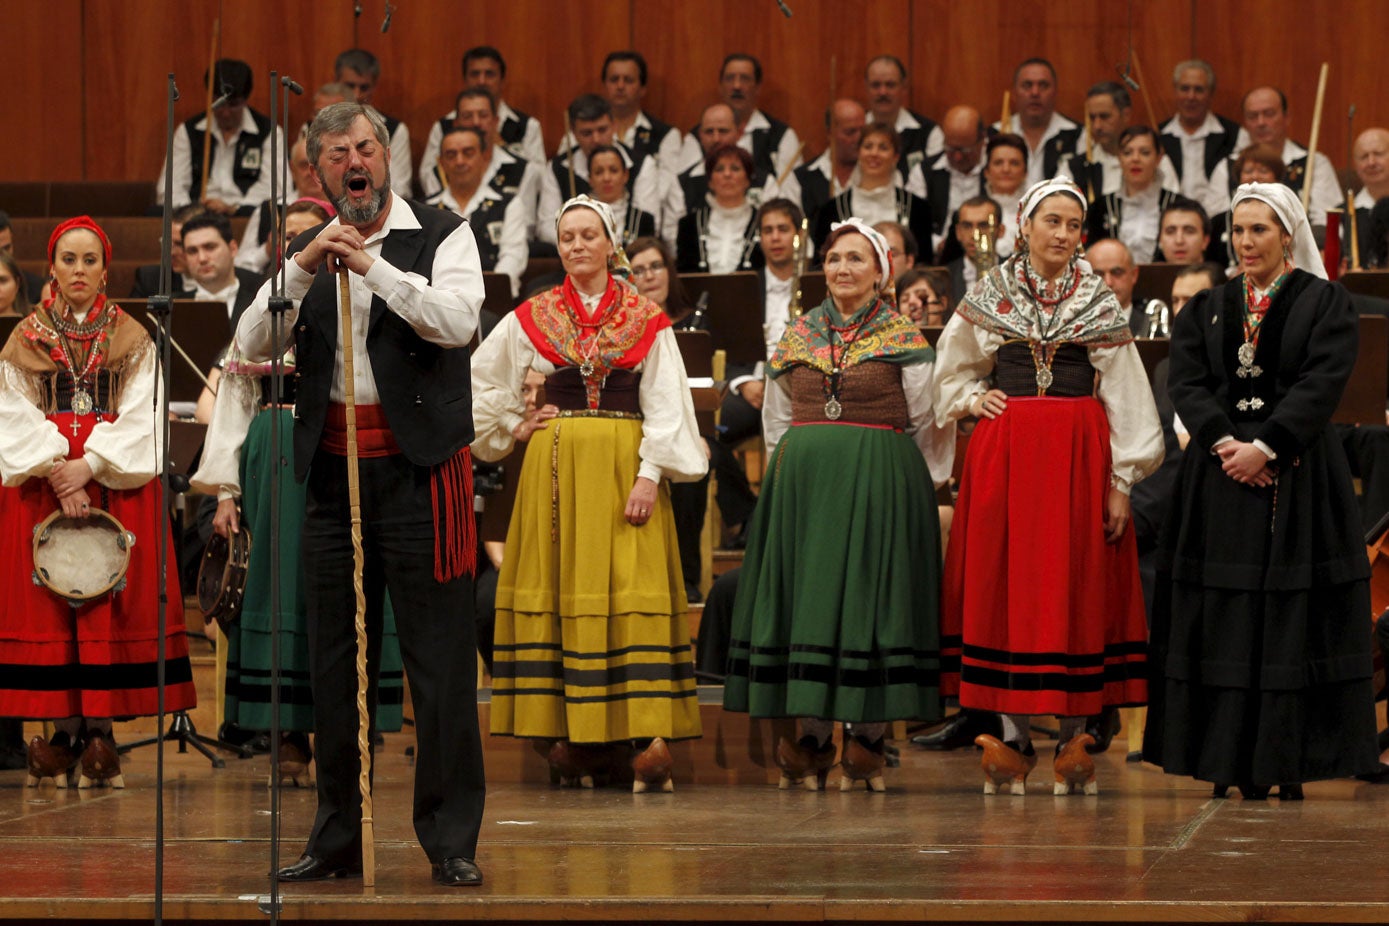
[0,216,195,788]
[934,178,1163,795]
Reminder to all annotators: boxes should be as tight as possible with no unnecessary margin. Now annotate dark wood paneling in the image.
[635,0,912,163]
[911,0,1195,129]
[2,0,1385,196]
[1197,0,1382,176]
[82,0,355,183]
[365,0,631,168]
[4,0,84,181]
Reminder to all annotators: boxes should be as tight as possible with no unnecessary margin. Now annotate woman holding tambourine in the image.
[0,216,195,789]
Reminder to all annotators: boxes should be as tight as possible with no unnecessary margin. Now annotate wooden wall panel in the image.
[0,0,1383,196]
[910,0,1195,130]
[1196,0,1385,174]
[364,0,630,166]
[5,0,85,181]
[634,0,912,162]
[81,0,354,182]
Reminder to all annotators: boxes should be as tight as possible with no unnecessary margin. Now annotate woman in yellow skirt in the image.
[471,196,708,790]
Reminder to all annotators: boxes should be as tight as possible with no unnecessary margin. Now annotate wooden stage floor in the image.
[3,699,1388,925]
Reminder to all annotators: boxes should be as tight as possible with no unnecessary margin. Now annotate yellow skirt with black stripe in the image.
[490,416,702,744]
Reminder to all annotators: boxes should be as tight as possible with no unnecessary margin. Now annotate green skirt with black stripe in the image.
[723,423,943,723]
[489,416,702,744]
[225,408,405,732]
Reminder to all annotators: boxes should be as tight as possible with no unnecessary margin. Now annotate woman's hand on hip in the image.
[625,476,659,526]
[970,389,1009,420]
[511,404,559,443]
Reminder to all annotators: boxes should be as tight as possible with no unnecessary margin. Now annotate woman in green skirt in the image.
[723,218,954,791]
[192,338,405,784]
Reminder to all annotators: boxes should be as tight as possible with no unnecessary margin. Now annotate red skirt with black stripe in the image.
[941,396,1147,716]
[0,412,195,720]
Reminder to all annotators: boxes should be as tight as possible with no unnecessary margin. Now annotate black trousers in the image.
[712,393,761,529]
[301,451,485,865]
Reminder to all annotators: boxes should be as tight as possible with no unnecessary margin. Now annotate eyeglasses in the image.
[630,261,667,278]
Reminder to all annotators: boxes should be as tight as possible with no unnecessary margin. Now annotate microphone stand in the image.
[258,69,300,923]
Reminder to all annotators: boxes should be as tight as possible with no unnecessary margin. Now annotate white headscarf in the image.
[1018,176,1088,224]
[828,217,893,290]
[554,194,618,246]
[1229,182,1326,280]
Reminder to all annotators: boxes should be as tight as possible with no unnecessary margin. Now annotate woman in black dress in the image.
[1143,182,1380,799]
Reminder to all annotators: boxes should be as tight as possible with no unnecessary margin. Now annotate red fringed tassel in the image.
[430,446,477,582]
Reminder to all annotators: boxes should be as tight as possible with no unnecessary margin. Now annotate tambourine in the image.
[198,525,252,633]
[31,508,135,609]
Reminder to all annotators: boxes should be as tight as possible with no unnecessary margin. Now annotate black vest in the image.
[748,116,791,180]
[678,166,709,214]
[290,200,474,477]
[429,190,511,272]
[184,109,274,203]
[499,107,534,158]
[551,142,648,200]
[897,111,939,175]
[793,163,833,222]
[630,116,677,163]
[1160,114,1242,182]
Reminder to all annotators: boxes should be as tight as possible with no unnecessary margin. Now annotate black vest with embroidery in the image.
[184,109,273,203]
[630,116,676,163]
[290,200,474,477]
[1160,114,1241,182]
[748,116,791,181]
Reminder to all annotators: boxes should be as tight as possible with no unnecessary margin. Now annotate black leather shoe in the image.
[276,854,361,882]
[910,711,1001,750]
[432,856,483,886]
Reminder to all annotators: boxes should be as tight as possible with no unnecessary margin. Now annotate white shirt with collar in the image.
[193,276,241,318]
[429,172,528,298]
[868,108,945,167]
[703,195,755,274]
[537,144,662,245]
[1210,137,1343,225]
[158,109,286,210]
[993,112,1079,186]
[1059,146,1181,199]
[1117,183,1163,261]
[906,153,985,253]
[235,194,484,405]
[1160,112,1247,216]
[418,101,546,198]
[771,149,857,208]
[676,108,804,180]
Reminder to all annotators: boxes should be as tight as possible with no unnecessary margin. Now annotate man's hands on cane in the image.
[295,225,376,277]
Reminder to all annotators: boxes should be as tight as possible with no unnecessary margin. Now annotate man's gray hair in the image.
[306,102,390,167]
[1172,59,1216,92]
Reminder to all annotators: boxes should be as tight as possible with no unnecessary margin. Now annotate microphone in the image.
[280,76,305,95]
[776,0,793,16]
[381,1,394,31]
[1115,66,1140,92]
[210,91,233,109]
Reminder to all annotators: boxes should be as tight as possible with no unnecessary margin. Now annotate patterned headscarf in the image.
[555,194,619,246]
[1018,176,1088,226]
[1230,182,1326,280]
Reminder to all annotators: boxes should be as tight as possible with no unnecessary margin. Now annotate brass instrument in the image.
[787,216,811,319]
[970,212,999,273]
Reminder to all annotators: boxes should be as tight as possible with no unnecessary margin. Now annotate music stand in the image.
[675,330,720,434]
[919,324,945,347]
[132,299,232,403]
[1340,271,1389,301]
[1134,338,1171,384]
[1134,263,1184,307]
[0,315,21,346]
[679,272,763,367]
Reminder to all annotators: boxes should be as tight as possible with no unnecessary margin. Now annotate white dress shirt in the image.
[704,196,755,274]
[193,276,241,318]
[1160,112,1247,216]
[157,109,286,211]
[236,195,484,405]
[993,112,1080,186]
[1117,183,1162,261]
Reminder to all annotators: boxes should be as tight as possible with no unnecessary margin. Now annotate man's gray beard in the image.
[335,182,388,226]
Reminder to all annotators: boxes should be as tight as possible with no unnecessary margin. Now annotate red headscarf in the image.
[47,215,113,265]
